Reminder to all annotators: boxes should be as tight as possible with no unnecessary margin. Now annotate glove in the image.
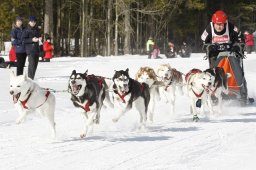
[209,44,218,52]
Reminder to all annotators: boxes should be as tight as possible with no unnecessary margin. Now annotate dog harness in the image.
[79,98,91,112]
[86,75,104,90]
[192,88,204,98]
[185,68,202,82]
[186,69,206,98]
[114,83,145,103]
[20,89,50,109]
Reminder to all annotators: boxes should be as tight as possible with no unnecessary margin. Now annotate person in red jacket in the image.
[43,36,54,62]
[244,31,254,54]
[9,46,16,62]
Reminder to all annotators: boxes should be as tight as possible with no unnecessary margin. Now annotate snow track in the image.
[0,54,256,170]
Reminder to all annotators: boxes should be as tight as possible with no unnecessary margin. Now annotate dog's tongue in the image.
[72,85,79,93]
[13,95,18,104]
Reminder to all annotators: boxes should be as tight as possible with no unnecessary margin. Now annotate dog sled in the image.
[204,43,254,105]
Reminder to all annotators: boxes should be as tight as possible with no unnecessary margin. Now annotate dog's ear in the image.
[84,70,88,75]
[10,70,15,78]
[72,70,76,75]
[125,68,129,73]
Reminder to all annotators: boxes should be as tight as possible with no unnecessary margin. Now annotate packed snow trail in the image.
[0,54,256,170]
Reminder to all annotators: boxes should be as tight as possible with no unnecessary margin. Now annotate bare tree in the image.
[44,0,53,38]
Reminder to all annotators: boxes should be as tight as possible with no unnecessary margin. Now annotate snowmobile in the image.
[204,42,254,105]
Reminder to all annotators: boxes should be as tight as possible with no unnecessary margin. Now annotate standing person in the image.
[8,46,17,67]
[11,16,26,75]
[43,36,54,62]
[22,16,41,80]
[244,31,254,54]
[146,37,154,59]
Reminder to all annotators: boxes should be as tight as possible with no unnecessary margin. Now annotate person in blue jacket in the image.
[11,16,26,75]
[22,16,41,80]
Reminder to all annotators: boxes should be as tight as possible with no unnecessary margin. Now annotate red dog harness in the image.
[192,89,204,98]
[79,98,91,112]
[115,83,145,103]
[20,90,50,109]
[81,75,104,112]
[185,68,202,82]
[186,69,206,98]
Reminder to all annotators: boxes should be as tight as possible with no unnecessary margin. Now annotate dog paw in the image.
[80,133,86,138]
[93,119,100,124]
[112,118,118,123]
[16,118,23,124]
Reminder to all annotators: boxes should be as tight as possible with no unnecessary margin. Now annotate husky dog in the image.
[9,71,56,137]
[110,68,150,127]
[204,67,230,113]
[185,69,215,121]
[135,66,161,122]
[68,70,106,138]
[156,64,184,114]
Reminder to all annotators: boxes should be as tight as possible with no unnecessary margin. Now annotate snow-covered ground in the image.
[1,54,256,170]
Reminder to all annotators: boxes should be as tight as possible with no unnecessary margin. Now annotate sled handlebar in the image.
[203,43,245,59]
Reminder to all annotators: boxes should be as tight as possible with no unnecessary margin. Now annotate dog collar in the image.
[192,88,204,98]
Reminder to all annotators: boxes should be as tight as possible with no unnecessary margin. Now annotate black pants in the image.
[16,53,27,76]
[28,53,39,80]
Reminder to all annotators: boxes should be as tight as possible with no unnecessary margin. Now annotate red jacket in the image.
[245,34,254,46]
[9,46,16,62]
[43,41,53,59]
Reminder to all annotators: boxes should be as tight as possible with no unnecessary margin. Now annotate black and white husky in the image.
[110,68,150,127]
[9,71,56,137]
[68,70,106,138]
[204,67,230,113]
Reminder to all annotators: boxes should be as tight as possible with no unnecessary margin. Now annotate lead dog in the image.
[157,64,184,114]
[68,70,106,138]
[9,71,56,137]
[110,68,150,128]
[185,69,214,121]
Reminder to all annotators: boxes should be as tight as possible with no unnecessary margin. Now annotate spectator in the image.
[8,46,17,66]
[151,45,161,59]
[43,36,54,62]
[22,16,41,80]
[165,42,176,58]
[11,16,26,75]
[244,31,254,54]
[146,37,154,59]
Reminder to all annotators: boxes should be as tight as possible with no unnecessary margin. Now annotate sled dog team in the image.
[9,64,230,138]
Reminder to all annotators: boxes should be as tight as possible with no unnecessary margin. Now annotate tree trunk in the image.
[114,0,118,56]
[123,2,131,55]
[107,0,113,56]
[81,0,88,57]
[44,0,53,38]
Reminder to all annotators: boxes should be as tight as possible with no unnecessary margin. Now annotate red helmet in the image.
[212,10,227,24]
